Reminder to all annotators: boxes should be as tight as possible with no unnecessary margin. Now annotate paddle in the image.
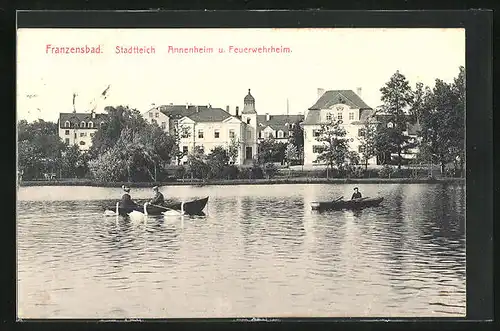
[149,202,185,215]
[332,196,344,202]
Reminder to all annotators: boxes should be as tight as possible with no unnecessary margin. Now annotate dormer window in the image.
[100,122,105,127]
[387,122,394,128]
[88,121,93,128]
[326,113,332,121]
[80,121,86,128]
[349,112,354,121]
[277,130,284,138]
[64,121,70,128]
[247,118,251,124]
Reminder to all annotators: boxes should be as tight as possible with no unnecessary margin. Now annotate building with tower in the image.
[240,89,258,162]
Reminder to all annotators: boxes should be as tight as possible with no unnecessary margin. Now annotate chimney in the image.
[356,87,362,97]
[266,113,271,121]
[317,88,325,99]
[185,102,189,109]
[235,106,239,117]
[170,103,173,106]
[226,105,230,113]
[196,105,199,112]
[91,111,96,119]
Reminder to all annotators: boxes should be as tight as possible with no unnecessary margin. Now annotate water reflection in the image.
[17,183,465,318]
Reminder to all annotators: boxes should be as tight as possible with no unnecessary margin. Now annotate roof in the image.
[303,108,376,125]
[59,112,108,128]
[257,114,304,132]
[185,107,232,122]
[244,89,255,103]
[309,90,372,110]
[156,105,209,119]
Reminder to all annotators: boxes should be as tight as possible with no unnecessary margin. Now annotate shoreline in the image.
[19,177,465,187]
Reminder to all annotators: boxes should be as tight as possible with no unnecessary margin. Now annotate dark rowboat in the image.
[311,197,384,211]
[106,196,209,216]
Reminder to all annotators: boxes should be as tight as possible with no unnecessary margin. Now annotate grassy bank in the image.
[19,177,465,187]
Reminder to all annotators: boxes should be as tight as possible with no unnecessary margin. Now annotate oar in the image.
[332,196,344,202]
[150,202,185,215]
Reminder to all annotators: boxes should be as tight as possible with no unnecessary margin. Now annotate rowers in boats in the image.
[104,185,209,217]
[311,188,383,211]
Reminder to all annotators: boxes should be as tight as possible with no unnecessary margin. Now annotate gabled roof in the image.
[156,105,209,119]
[185,107,232,123]
[59,112,107,128]
[257,114,304,133]
[309,90,372,110]
[304,108,376,126]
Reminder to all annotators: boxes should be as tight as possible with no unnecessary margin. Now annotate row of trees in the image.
[314,67,465,177]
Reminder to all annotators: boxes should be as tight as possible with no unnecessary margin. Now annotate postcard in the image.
[17,20,468,319]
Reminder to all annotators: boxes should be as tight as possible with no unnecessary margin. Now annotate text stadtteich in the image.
[46,44,102,54]
[115,46,156,54]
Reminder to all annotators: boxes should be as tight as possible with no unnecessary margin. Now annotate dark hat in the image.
[153,186,159,191]
[122,185,130,192]
[353,187,359,190]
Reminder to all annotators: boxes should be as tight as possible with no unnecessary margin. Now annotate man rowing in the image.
[351,187,362,200]
[120,185,136,207]
[149,186,165,205]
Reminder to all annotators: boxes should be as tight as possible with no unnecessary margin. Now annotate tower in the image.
[241,89,258,163]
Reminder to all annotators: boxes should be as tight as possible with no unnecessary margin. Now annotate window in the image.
[265,131,273,139]
[196,146,204,154]
[149,112,153,117]
[246,118,251,124]
[313,129,321,137]
[64,138,70,145]
[214,129,220,139]
[229,129,235,139]
[80,121,86,128]
[161,122,166,129]
[247,129,252,140]
[152,119,157,124]
[358,128,365,137]
[258,131,262,138]
[64,121,70,128]
[88,121,93,128]
[358,146,365,153]
[100,122,105,127]
[337,113,343,120]
[90,133,95,138]
[349,112,354,120]
[387,122,394,128]
[182,146,188,154]
[65,130,70,135]
[180,127,190,138]
[80,132,86,137]
[198,129,204,139]
[326,113,332,121]
[155,112,159,118]
[277,130,284,138]
[313,145,323,153]
[79,141,86,146]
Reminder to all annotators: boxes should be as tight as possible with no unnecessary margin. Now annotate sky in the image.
[17,28,465,123]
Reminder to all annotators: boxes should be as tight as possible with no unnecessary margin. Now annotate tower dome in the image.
[242,89,257,114]
[244,89,255,104]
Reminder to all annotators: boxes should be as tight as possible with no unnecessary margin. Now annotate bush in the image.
[347,166,365,178]
[263,163,278,179]
[222,165,239,180]
[251,164,264,179]
[378,164,395,178]
[237,167,252,179]
[175,165,187,179]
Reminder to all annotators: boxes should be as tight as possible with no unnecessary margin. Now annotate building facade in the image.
[58,111,107,151]
[303,89,377,166]
[257,113,304,143]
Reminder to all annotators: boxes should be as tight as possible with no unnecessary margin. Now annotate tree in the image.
[89,105,148,157]
[290,120,304,163]
[206,146,230,179]
[171,124,191,165]
[358,116,378,170]
[17,119,66,179]
[419,68,464,175]
[379,70,415,169]
[314,119,349,175]
[228,137,240,165]
[284,143,298,176]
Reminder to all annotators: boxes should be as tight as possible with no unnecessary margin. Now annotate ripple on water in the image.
[17,184,466,318]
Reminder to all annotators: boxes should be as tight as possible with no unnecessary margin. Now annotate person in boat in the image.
[120,185,136,207]
[149,186,165,205]
[351,187,362,200]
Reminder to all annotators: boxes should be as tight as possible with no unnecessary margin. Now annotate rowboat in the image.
[311,197,384,211]
[105,196,209,216]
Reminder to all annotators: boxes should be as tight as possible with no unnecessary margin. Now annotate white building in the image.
[58,111,107,151]
[303,88,377,166]
[146,89,260,165]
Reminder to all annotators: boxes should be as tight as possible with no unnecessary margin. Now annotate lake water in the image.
[17,183,466,319]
